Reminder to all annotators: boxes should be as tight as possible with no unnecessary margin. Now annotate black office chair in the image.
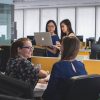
[66,75,100,100]
[43,75,100,100]
[0,46,10,72]
[0,94,33,100]
[0,73,34,99]
[90,44,100,59]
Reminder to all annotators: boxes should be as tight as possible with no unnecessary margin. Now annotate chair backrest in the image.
[43,75,100,100]
[66,75,100,100]
[0,94,33,100]
[90,44,100,59]
[0,46,10,72]
[0,73,34,99]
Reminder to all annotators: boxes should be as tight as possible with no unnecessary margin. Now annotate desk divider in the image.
[31,56,60,72]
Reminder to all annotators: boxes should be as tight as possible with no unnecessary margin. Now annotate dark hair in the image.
[61,36,80,60]
[46,20,58,35]
[10,38,31,58]
[60,19,74,39]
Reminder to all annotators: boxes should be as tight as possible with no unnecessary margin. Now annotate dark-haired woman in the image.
[42,36,87,100]
[60,19,75,40]
[45,20,60,57]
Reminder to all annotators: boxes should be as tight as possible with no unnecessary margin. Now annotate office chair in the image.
[0,73,34,99]
[0,46,10,72]
[0,94,33,100]
[66,75,100,100]
[90,44,100,59]
[43,75,100,100]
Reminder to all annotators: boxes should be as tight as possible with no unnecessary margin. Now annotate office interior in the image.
[0,0,100,100]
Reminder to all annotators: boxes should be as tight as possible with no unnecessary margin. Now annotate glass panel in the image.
[0,0,13,4]
[0,4,13,45]
[58,8,75,38]
[76,7,95,41]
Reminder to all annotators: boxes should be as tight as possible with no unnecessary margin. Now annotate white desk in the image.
[34,83,47,99]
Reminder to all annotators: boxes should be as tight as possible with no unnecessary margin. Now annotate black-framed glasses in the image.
[21,46,34,50]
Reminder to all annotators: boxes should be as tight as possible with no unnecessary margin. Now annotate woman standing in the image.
[45,20,60,57]
[60,19,75,40]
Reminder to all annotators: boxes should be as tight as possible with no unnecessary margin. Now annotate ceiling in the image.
[13,0,100,9]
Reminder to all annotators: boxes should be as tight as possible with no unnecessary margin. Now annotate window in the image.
[40,8,57,32]
[24,9,39,37]
[96,7,100,41]
[76,7,95,41]
[58,8,75,38]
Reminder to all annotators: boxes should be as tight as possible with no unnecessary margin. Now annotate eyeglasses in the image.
[47,25,55,28]
[21,46,34,50]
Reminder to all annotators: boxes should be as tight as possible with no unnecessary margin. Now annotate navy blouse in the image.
[43,60,87,100]
[46,35,60,57]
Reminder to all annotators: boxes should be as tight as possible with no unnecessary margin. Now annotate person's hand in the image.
[53,45,61,50]
[56,41,61,46]
[39,70,49,78]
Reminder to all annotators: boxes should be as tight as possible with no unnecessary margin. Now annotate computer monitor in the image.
[97,37,100,44]
[90,44,100,59]
[86,37,95,49]
[76,35,83,42]
[27,36,36,45]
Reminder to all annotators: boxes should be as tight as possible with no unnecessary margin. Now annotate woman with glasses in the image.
[5,38,48,88]
[45,20,60,57]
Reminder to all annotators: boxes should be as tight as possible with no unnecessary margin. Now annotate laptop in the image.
[34,32,53,46]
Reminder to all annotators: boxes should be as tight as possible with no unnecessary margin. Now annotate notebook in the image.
[34,32,53,46]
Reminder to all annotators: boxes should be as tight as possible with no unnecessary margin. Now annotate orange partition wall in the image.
[78,49,91,56]
[83,60,100,75]
[31,56,60,72]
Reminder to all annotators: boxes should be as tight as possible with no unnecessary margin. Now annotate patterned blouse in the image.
[5,56,39,88]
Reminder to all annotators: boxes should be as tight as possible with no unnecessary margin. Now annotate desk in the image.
[34,83,47,100]
[34,83,47,97]
[31,56,60,72]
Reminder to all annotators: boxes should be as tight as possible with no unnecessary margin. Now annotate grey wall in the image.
[14,0,100,9]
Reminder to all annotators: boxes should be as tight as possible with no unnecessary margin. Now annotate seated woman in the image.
[5,38,48,88]
[42,36,87,100]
